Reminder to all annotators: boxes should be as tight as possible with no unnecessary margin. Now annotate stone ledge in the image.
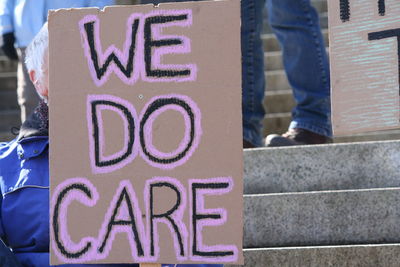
[226,244,400,267]
[243,140,400,194]
[244,188,400,247]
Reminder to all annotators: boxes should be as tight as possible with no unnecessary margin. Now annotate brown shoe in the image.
[265,128,332,147]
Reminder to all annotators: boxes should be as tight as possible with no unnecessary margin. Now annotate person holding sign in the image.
[0,24,223,267]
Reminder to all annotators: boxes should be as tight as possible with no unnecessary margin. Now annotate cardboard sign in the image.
[328,0,400,135]
[48,1,243,265]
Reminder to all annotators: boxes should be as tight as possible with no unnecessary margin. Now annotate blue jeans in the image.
[244,0,331,146]
[241,0,266,147]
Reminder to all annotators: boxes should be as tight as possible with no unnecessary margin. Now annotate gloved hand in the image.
[0,32,18,60]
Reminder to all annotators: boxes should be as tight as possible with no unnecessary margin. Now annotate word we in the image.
[79,9,197,87]
[87,94,202,173]
[51,177,238,263]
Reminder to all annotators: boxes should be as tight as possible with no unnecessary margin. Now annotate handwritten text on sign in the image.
[49,2,242,265]
[329,0,400,135]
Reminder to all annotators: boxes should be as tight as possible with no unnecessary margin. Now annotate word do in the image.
[87,94,202,173]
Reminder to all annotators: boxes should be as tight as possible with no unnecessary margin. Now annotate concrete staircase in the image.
[225,140,400,266]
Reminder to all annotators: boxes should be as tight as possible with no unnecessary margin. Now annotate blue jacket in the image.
[0,0,114,47]
[0,114,222,267]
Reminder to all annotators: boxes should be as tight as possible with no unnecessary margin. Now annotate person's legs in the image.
[17,48,40,123]
[266,0,331,140]
[241,0,266,148]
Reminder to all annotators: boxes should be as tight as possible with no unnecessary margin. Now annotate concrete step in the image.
[264,90,295,113]
[227,244,400,267]
[318,12,329,30]
[0,130,16,142]
[244,188,400,248]
[263,29,329,52]
[0,72,17,91]
[0,90,18,110]
[265,51,283,72]
[0,72,18,113]
[243,140,400,194]
[311,0,327,14]
[265,70,290,92]
[0,110,20,132]
[0,57,17,73]
[263,111,291,135]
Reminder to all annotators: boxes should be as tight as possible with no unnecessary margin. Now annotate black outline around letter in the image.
[97,187,144,256]
[340,0,350,22]
[53,184,93,259]
[91,100,136,167]
[149,182,185,256]
[191,183,234,257]
[144,15,191,78]
[83,19,140,80]
[368,28,400,97]
[140,97,195,165]
[378,0,385,16]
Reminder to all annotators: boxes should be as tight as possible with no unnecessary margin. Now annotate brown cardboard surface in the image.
[328,0,400,135]
[49,1,243,265]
